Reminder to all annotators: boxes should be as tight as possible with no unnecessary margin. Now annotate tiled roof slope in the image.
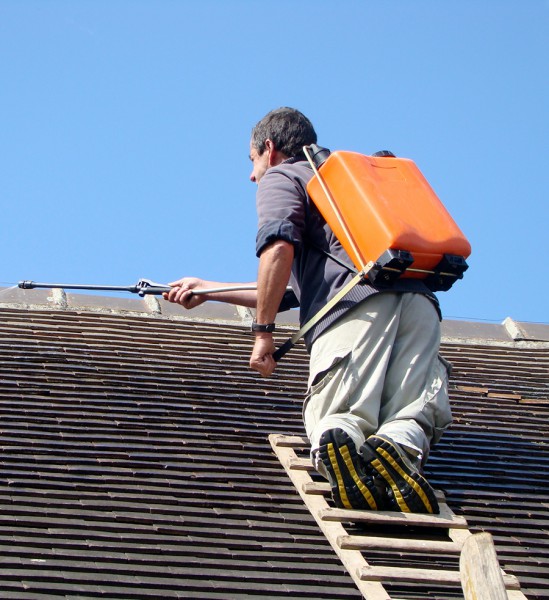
[0,291,547,599]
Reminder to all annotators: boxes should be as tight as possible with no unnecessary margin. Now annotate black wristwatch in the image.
[251,322,276,333]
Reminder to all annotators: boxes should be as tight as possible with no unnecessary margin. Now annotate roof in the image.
[0,286,548,599]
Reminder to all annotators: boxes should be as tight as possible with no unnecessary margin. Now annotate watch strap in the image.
[251,322,276,333]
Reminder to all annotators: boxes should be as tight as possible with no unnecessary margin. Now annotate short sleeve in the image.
[255,167,307,257]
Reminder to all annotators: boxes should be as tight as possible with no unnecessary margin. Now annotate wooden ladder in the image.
[269,434,527,600]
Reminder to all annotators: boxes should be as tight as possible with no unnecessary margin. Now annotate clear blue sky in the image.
[1,1,547,324]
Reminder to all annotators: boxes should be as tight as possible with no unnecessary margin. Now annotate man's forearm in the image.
[196,282,258,307]
[165,278,258,309]
[255,240,294,324]
[249,240,294,377]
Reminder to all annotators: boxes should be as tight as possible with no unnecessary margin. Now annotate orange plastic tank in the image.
[306,149,471,287]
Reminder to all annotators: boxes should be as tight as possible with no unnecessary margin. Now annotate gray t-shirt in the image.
[255,157,439,350]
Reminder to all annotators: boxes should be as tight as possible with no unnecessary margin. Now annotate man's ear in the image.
[265,139,288,166]
[264,139,276,165]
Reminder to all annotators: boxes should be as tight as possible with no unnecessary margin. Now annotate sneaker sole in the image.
[362,435,439,514]
[318,429,381,510]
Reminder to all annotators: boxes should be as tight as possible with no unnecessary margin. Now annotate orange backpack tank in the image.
[304,145,471,291]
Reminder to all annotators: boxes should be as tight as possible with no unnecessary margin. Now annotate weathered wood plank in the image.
[460,532,509,599]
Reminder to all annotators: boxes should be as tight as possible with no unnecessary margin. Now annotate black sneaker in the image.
[361,434,439,514]
[318,428,384,510]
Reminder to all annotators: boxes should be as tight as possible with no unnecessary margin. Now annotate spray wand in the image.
[17,279,272,297]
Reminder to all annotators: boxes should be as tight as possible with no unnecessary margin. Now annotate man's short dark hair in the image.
[251,107,317,157]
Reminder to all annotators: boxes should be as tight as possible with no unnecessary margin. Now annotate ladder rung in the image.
[359,565,521,590]
[360,565,461,584]
[270,434,309,447]
[338,534,463,554]
[288,457,314,470]
[303,481,330,495]
[321,506,468,529]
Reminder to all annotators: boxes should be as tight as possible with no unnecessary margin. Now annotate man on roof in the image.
[165,107,452,514]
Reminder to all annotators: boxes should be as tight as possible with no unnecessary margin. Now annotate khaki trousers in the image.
[304,292,452,468]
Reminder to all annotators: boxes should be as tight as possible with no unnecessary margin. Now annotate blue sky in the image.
[1,1,547,324]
